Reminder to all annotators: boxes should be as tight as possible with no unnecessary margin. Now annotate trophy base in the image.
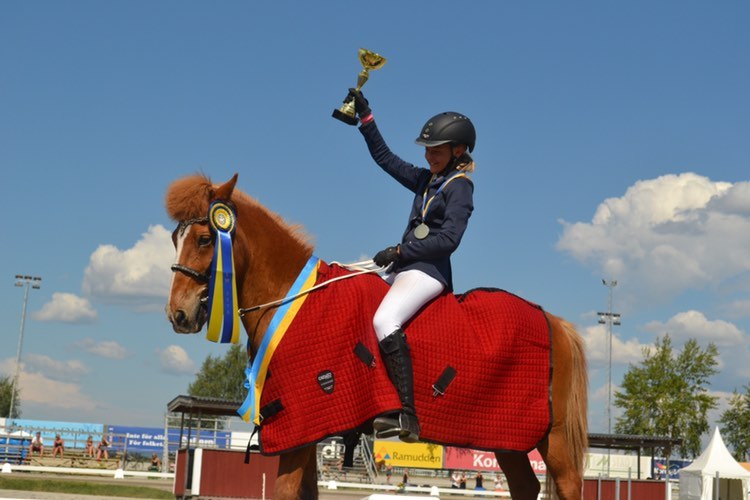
[332,108,359,126]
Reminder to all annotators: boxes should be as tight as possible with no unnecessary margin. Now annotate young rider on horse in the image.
[346,88,476,443]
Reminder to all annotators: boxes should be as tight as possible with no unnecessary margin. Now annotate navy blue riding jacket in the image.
[359,120,474,291]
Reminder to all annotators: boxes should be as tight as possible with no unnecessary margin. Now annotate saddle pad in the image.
[257,261,551,455]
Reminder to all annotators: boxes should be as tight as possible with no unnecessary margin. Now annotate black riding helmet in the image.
[414,112,476,153]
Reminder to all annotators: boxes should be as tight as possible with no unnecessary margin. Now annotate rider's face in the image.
[424,143,466,174]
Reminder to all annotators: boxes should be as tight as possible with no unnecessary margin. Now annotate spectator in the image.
[96,435,110,461]
[494,475,507,492]
[385,463,393,484]
[450,470,460,488]
[84,435,95,457]
[149,452,162,472]
[459,471,467,489]
[52,434,65,458]
[402,468,409,486]
[475,471,485,490]
[29,432,44,457]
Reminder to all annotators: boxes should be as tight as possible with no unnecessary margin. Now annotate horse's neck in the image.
[235,204,314,348]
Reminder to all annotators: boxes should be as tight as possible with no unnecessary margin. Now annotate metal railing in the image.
[359,433,378,482]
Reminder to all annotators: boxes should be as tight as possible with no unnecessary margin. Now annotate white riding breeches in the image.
[372,270,445,341]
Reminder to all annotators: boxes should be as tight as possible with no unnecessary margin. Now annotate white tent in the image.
[679,427,750,500]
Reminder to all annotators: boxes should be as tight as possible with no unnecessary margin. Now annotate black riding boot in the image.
[373,329,421,443]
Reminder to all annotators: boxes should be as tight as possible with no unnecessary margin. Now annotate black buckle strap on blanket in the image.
[245,399,284,464]
[244,427,259,464]
[432,366,457,397]
[354,342,376,368]
[260,399,284,421]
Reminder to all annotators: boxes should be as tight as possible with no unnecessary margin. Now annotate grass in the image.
[0,475,173,498]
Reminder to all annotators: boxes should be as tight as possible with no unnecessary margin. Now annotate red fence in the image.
[174,448,279,499]
[583,478,666,500]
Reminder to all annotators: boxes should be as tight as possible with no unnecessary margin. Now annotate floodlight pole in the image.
[8,275,41,421]
[598,278,620,477]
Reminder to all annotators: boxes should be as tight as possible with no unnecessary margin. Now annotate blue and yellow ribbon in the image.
[239,256,320,425]
[205,201,241,344]
[420,171,468,220]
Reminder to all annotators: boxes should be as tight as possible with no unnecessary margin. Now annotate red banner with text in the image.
[443,447,546,475]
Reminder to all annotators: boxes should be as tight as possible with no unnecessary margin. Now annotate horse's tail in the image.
[546,315,589,499]
[561,317,588,480]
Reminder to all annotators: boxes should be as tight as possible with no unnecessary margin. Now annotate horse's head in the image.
[164,173,238,333]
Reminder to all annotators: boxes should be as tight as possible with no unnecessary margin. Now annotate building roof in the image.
[167,395,243,417]
[588,433,683,451]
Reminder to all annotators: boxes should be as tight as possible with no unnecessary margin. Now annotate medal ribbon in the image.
[205,202,241,344]
[420,171,468,221]
[238,256,320,425]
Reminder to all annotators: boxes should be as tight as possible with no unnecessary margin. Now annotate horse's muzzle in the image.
[166,299,208,334]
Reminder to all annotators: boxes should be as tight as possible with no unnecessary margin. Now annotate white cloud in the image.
[557,173,750,303]
[0,358,17,379]
[23,354,89,381]
[158,345,197,375]
[32,292,98,323]
[582,323,649,366]
[75,339,129,359]
[644,310,744,346]
[0,358,97,412]
[20,371,98,411]
[82,225,174,311]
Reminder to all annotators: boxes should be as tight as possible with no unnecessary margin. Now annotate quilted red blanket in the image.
[256,261,552,455]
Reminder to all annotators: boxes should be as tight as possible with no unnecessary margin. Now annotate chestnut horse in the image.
[165,173,588,500]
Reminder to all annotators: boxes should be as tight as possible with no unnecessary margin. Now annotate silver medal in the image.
[414,223,430,240]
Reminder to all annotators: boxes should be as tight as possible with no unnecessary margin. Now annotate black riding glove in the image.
[347,88,371,118]
[373,245,399,267]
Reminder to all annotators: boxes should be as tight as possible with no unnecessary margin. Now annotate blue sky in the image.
[1,1,749,445]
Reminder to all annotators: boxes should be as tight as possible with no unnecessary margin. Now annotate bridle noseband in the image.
[171,263,210,283]
[170,217,212,283]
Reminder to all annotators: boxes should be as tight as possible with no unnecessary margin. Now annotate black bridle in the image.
[170,217,211,283]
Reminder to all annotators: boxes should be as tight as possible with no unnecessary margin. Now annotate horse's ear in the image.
[213,173,239,201]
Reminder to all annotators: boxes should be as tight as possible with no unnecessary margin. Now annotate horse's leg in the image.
[273,445,318,500]
[541,314,588,500]
[495,452,540,500]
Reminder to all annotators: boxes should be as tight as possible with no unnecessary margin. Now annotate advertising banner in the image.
[373,440,443,469]
[108,426,168,453]
[108,425,231,453]
[167,427,231,450]
[652,459,691,480]
[444,447,547,475]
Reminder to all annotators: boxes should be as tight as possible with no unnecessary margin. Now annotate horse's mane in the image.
[165,174,313,250]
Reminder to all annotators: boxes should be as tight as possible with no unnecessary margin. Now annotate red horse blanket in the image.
[255,261,552,455]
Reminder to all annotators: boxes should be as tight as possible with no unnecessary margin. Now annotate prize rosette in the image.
[206,201,241,344]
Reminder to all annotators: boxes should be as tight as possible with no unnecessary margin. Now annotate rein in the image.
[238,260,386,316]
[171,218,387,317]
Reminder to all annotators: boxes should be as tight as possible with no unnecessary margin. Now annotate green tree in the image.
[718,385,750,461]
[0,376,20,419]
[188,343,248,401]
[614,334,719,458]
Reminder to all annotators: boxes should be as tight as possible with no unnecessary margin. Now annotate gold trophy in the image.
[332,48,387,125]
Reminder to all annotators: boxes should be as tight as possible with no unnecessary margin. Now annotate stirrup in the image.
[373,413,420,442]
[374,414,401,439]
[397,413,420,444]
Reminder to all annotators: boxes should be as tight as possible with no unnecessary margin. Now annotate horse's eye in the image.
[198,235,213,247]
